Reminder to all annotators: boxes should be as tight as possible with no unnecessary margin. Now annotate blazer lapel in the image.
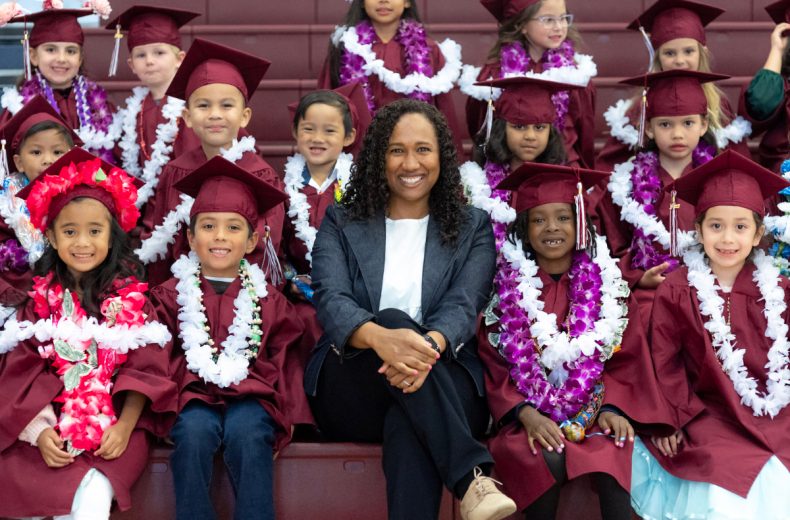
[420,216,471,314]
[343,213,386,312]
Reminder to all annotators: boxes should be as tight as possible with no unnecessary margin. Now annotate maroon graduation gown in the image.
[0,299,177,517]
[465,61,596,168]
[151,275,307,449]
[647,264,790,497]
[133,92,201,170]
[143,146,286,287]
[593,162,695,326]
[477,268,674,510]
[0,220,33,309]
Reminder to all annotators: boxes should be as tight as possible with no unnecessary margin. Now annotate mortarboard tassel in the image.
[637,88,648,149]
[0,139,8,184]
[262,225,283,287]
[108,24,122,77]
[639,26,656,73]
[21,28,31,81]
[669,190,680,257]
[483,94,494,146]
[574,181,588,250]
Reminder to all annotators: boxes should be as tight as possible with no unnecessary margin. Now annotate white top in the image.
[308,168,337,194]
[379,215,429,322]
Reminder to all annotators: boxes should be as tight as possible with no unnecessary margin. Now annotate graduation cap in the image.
[173,155,287,228]
[165,38,271,102]
[0,95,82,177]
[627,0,724,49]
[475,76,584,126]
[496,162,610,249]
[104,5,200,76]
[669,150,789,219]
[480,0,541,23]
[765,0,790,24]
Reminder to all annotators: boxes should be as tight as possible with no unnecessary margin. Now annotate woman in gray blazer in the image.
[304,99,516,520]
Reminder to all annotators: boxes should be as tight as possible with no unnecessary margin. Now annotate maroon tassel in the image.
[261,225,283,286]
[21,29,31,81]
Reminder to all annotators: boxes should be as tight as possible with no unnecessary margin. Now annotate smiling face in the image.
[13,128,72,182]
[657,38,701,71]
[521,0,568,56]
[364,0,411,26]
[525,202,575,273]
[127,43,185,94]
[646,114,708,162]
[46,198,112,282]
[187,212,259,278]
[183,83,251,153]
[695,205,764,279]
[293,102,356,174]
[505,122,551,168]
[384,112,441,218]
[30,42,82,89]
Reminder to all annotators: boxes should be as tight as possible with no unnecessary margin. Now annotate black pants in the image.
[309,309,493,520]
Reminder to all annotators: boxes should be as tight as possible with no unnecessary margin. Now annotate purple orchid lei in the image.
[499,40,576,131]
[483,160,512,250]
[629,141,716,271]
[495,248,606,422]
[339,18,434,113]
[0,239,28,273]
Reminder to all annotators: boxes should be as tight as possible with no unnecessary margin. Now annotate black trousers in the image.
[309,309,493,520]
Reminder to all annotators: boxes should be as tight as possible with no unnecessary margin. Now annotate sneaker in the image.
[459,467,517,520]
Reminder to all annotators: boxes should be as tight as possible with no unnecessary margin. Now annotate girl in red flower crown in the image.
[0,148,175,519]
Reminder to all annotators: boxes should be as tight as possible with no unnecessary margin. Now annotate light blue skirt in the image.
[630,437,790,520]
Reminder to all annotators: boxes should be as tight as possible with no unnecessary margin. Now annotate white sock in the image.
[68,469,114,520]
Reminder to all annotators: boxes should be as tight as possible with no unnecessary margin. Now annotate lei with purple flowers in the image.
[339,19,433,112]
[0,239,27,273]
[499,41,575,131]
[626,143,716,271]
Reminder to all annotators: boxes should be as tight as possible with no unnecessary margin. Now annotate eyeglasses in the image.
[531,14,574,28]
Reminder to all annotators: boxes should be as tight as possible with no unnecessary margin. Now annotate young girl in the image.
[317,0,464,145]
[595,69,724,326]
[461,0,597,167]
[476,162,673,519]
[740,0,790,173]
[0,147,175,519]
[0,5,117,162]
[105,5,201,217]
[633,149,790,519]
[598,0,751,172]
[0,95,80,324]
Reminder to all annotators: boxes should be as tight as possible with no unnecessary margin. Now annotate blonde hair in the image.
[651,41,727,130]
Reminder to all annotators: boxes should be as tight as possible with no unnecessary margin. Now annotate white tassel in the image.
[108,24,122,77]
[0,139,8,184]
[21,29,31,81]
[574,181,588,250]
[669,190,679,257]
[637,89,648,149]
[639,27,656,73]
[483,96,494,146]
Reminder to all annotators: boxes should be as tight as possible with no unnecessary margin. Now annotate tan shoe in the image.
[459,467,517,520]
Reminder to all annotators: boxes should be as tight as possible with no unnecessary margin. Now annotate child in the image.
[0,147,175,519]
[740,0,790,172]
[317,0,464,145]
[0,95,80,324]
[151,156,304,520]
[633,150,790,519]
[137,38,285,288]
[461,0,597,167]
[476,162,673,519]
[598,0,751,172]
[104,5,201,214]
[0,6,117,162]
[595,69,724,326]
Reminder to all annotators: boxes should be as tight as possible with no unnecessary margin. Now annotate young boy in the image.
[137,38,285,288]
[104,5,202,216]
[151,155,304,520]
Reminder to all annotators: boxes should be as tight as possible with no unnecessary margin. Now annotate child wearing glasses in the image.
[460,0,597,168]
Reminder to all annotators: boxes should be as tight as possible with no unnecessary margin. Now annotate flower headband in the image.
[23,158,140,233]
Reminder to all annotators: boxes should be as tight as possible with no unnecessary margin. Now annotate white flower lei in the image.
[608,157,697,254]
[1,87,25,115]
[117,87,185,209]
[283,152,353,266]
[684,247,790,418]
[457,53,597,102]
[134,136,258,264]
[603,97,752,151]
[331,25,462,96]
[459,161,516,225]
[0,173,47,265]
[499,234,629,373]
[172,252,268,388]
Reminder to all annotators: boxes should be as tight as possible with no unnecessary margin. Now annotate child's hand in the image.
[651,430,684,458]
[518,405,565,456]
[638,262,669,289]
[771,23,790,52]
[597,411,634,448]
[37,428,74,468]
[95,421,134,460]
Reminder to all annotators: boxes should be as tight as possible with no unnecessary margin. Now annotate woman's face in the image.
[384,112,441,214]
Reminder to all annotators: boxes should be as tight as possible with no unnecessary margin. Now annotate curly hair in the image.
[341,99,465,245]
[473,118,568,166]
[327,0,423,88]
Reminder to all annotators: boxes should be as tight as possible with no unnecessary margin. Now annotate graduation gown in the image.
[596,94,750,173]
[0,220,33,309]
[647,264,790,497]
[151,275,306,449]
[465,61,596,168]
[0,299,177,517]
[477,268,674,510]
[143,146,286,287]
[131,92,201,171]
[593,162,695,326]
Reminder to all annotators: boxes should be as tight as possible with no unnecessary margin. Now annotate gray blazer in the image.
[304,204,496,396]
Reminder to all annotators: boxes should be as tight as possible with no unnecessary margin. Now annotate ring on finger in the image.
[402,380,412,387]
